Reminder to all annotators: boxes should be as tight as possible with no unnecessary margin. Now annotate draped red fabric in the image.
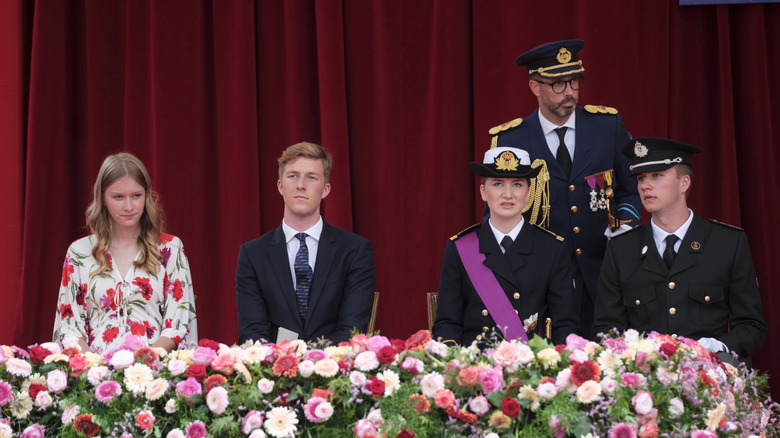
[4,0,778,396]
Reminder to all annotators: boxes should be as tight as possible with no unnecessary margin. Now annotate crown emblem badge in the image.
[495,151,520,171]
[556,47,572,64]
[634,141,649,158]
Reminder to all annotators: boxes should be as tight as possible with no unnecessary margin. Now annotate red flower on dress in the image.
[172,279,184,302]
[102,326,119,343]
[61,261,74,287]
[159,233,174,244]
[76,283,87,306]
[133,277,153,300]
[130,322,146,336]
[60,304,74,320]
[73,413,100,437]
[165,318,173,329]
[570,360,602,386]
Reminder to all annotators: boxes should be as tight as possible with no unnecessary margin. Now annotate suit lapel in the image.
[269,226,303,325]
[570,107,594,180]
[506,223,531,274]
[640,225,668,277]
[479,225,518,288]
[307,222,335,323]
[669,213,704,276]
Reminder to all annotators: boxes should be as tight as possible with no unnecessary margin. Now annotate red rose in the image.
[377,346,397,364]
[30,345,52,364]
[69,355,89,377]
[338,356,354,371]
[73,414,100,437]
[397,429,415,438]
[659,342,677,359]
[199,339,221,350]
[366,377,386,397]
[390,338,406,354]
[102,326,119,343]
[500,397,520,418]
[187,364,207,382]
[28,383,47,399]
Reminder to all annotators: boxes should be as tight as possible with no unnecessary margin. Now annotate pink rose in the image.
[210,353,236,375]
[400,356,424,374]
[478,366,503,394]
[632,391,654,416]
[456,366,480,387]
[433,389,455,409]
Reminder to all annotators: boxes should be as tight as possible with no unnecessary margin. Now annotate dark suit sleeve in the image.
[592,240,629,337]
[235,243,270,344]
[718,233,768,357]
[432,241,465,346]
[612,115,642,225]
[548,240,580,344]
[329,237,376,343]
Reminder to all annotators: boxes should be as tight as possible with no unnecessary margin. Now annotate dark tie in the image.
[501,235,513,254]
[294,233,313,319]
[554,127,572,177]
[663,234,679,268]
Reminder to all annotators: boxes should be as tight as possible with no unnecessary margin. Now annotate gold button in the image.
[669,307,676,315]
[668,282,676,290]
[571,206,578,213]
[568,185,575,192]
[635,300,641,306]
[576,248,582,255]
[573,227,580,234]
[705,296,710,302]
[481,309,489,316]
[482,326,489,332]
[513,292,520,299]
[476,334,482,341]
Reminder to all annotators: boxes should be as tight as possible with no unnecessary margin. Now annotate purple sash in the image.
[454,232,528,342]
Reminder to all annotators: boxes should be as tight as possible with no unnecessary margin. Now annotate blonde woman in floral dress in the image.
[53,152,197,353]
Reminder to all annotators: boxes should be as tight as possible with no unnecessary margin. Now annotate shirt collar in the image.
[538,109,576,136]
[651,209,694,244]
[487,217,524,249]
[282,217,323,243]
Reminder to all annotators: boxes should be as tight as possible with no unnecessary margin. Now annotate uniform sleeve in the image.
[159,238,197,348]
[717,232,768,357]
[52,249,88,343]
[330,237,376,343]
[592,241,629,338]
[432,241,465,346]
[612,115,642,225]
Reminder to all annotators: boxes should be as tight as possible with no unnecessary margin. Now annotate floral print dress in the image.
[53,233,197,352]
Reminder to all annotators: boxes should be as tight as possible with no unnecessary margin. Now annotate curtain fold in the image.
[6,0,779,398]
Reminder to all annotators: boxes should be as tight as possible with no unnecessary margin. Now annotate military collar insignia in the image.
[691,241,701,250]
[495,151,520,171]
[634,141,649,158]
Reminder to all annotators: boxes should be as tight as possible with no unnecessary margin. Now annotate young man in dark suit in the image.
[593,137,767,359]
[236,142,375,344]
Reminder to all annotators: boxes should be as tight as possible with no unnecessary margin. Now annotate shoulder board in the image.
[584,104,618,115]
[488,117,523,136]
[709,219,743,231]
[532,224,564,241]
[612,224,644,239]
[450,223,480,241]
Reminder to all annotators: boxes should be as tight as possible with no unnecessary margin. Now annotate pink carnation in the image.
[479,366,504,394]
[0,381,12,406]
[609,423,637,438]
[621,372,646,389]
[95,380,122,403]
[185,420,207,438]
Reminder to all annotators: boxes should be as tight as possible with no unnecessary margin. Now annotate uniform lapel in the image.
[639,225,668,277]
[669,213,704,277]
[307,222,334,324]
[269,226,303,325]
[570,107,594,180]
[506,223,530,274]
[479,225,518,288]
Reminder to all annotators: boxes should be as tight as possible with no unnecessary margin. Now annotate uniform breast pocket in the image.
[622,287,657,329]
[687,285,726,326]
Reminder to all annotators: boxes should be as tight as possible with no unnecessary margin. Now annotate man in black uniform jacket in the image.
[592,137,767,359]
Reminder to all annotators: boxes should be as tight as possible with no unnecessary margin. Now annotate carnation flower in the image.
[420,372,445,398]
[124,363,153,394]
[264,406,298,438]
[434,389,456,409]
[479,366,504,394]
[400,356,424,374]
[570,360,601,386]
[61,404,80,424]
[298,359,315,377]
[536,347,561,369]
[609,422,637,438]
[45,369,67,394]
[185,420,207,438]
[691,431,717,438]
[243,410,264,434]
[354,351,380,371]
[365,335,391,352]
[354,418,377,438]
[537,381,558,399]
[576,380,602,404]
[600,377,618,394]
[377,369,400,396]
[95,380,122,403]
[0,381,12,406]
[257,378,274,394]
[349,371,367,387]
[405,329,432,351]
[632,390,654,416]
[206,386,229,415]
[424,339,449,357]
[136,409,155,430]
[620,372,646,388]
[145,378,169,401]
[313,358,339,378]
[108,349,135,369]
[469,395,490,415]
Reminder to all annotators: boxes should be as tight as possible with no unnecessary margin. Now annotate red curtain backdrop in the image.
[2,0,778,396]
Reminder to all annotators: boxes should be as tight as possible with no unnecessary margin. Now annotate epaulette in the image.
[612,224,644,239]
[532,224,564,242]
[488,117,523,136]
[584,104,618,115]
[709,219,743,231]
[450,223,481,241]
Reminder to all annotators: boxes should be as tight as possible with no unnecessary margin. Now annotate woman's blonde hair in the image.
[86,152,164,278]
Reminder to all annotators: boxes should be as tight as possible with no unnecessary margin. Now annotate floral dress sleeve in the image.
[52,237,93,343]
[158,234,198,348]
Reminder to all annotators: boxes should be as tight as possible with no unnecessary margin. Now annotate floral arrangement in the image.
[0,330,778,438]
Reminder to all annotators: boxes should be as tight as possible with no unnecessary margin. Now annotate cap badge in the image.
[556,47,572,64]
[495,151,520,171]
[634,141,649,158]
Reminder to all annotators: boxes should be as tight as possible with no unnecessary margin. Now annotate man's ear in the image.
[321,183,331,199]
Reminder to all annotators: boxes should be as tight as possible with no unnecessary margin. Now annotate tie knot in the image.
[554,127,567,139]
[296,232,308,243]
[665,234,679,246]
[501,235,513,253]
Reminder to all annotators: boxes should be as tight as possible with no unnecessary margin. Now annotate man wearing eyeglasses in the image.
[489,39,641,339]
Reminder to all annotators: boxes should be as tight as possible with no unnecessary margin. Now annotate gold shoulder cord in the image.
[522,158,551,227]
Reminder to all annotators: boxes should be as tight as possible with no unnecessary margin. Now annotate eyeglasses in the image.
[534,76,583,94]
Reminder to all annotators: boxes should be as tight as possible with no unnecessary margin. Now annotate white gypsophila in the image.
[257,378,274,394]
[376,370,400,396]
[420,372,445,398]
[349,371,367,387]
[46,369,68,394]
[87,366,111,386]
[298,360,315,378]
[109,349,135,369]
[167,359,187,376]
[354,351,379,371]
[124,363,154,394]
[165,398,179,414]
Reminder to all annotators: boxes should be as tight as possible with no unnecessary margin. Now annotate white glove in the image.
[697,337,727,353]
[604,224,633,240]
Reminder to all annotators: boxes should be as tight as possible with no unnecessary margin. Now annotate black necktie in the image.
[554,127,572,177]
[663,234,679,268]
[501,235,513,254]
[294,233,313,319]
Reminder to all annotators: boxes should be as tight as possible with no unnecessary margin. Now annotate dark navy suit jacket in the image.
[236,221,375,344]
